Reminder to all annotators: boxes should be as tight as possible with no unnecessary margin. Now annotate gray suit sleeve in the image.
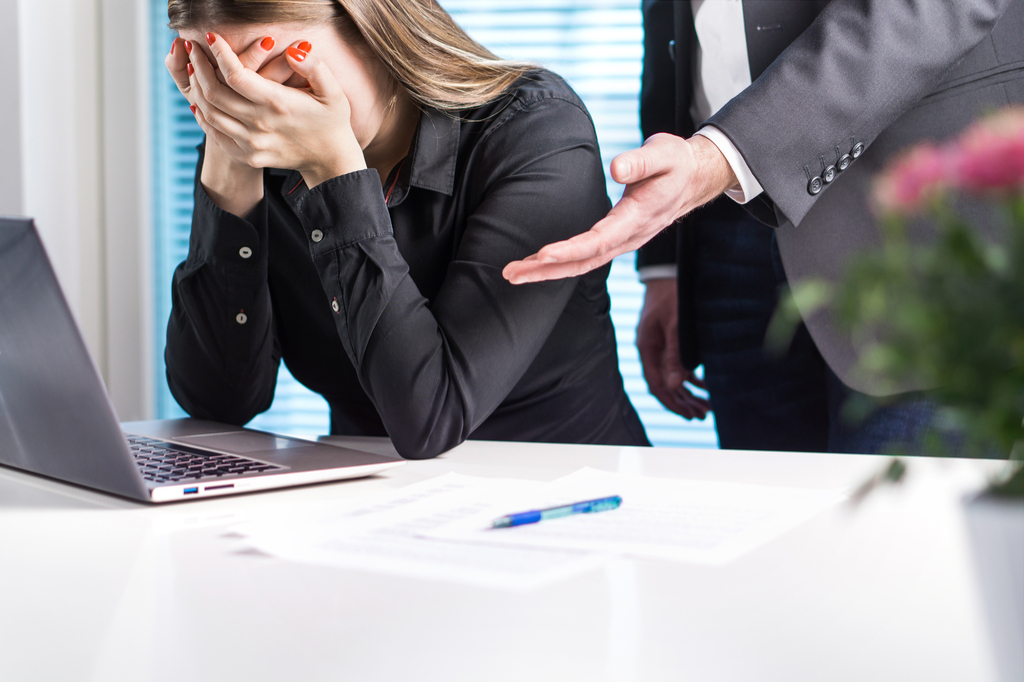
[708,0,1015,227]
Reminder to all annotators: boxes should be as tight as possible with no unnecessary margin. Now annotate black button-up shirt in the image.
[166,70,649,459]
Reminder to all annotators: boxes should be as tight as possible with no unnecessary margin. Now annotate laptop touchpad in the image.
[176,432,315,454]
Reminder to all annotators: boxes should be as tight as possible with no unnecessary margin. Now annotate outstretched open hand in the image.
[502,133,738,284]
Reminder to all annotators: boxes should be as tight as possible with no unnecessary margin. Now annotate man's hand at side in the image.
[637,278,710,420]
[502,133,737,284]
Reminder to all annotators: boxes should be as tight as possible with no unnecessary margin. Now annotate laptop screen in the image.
[0,218,148,499]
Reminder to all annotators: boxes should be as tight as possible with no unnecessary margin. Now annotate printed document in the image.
[424,468,845,565]
[230,468,844,591]
[230,473,610,592]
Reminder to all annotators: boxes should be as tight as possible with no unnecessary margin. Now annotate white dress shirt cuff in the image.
[695,126,764,204]
[637,265,678,283]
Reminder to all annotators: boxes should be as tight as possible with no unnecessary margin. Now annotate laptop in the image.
[0,217,404,503]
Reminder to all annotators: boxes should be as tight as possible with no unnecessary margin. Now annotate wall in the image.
[0,0,153,420]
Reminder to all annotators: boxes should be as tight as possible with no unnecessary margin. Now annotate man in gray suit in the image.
[504,0,1024,453]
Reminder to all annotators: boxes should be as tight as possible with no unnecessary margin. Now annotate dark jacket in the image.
[637,0,1024,394]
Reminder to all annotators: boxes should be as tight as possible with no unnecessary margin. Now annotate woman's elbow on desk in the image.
[165,366,278,428]
[387,415,472,461]
[379,386,478,460]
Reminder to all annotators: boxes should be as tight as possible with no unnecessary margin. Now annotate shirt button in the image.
[808,176,824,195]
[331,299,340,313]
[239,246,253,259]
[311,229,324,243]
[837,154,853,171]
[236,312,248,325]
[851,142,866,159]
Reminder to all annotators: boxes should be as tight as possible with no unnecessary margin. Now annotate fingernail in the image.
[187,63,194,77]
[297,41,312,53]
[170,41,175,55]
[206,32,216,46]
[287,46,307,62]
[184,40,192,55]
[260,36,275,51]
[189,104,197,115]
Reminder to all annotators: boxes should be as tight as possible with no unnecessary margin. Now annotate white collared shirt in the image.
[640,0,764,282]
[690,0,764,205]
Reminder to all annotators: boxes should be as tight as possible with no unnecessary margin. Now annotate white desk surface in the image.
[0,437,1015,682]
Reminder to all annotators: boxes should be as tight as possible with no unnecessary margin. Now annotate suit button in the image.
[311,229,324,243]
[851,142,865,159]
[838,154,852,171]
[808,176,823,195]
[823,165,837,183]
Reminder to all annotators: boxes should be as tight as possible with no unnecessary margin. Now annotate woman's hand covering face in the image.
[165,32,367,187]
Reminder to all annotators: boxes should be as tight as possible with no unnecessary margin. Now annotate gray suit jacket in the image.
[640,0,1024,395]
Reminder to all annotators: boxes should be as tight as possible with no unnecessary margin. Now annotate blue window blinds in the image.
[149,0,717,448]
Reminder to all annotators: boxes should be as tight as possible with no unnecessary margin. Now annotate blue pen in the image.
[490,495,622,528]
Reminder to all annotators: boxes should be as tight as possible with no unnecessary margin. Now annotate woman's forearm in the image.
[200,142,265,218]
[165,268,278,426]
[167,153,278,424]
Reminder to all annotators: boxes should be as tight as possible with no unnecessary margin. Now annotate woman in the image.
[164,0,649,459]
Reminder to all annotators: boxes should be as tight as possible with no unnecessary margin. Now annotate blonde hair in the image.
[167,0,534,111]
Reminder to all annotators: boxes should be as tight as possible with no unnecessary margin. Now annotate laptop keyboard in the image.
[126,435,284,484]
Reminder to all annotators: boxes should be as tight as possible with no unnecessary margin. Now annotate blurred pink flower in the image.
[873,106,1024,216]
[949,106,1024,193]
[872,144,949,215]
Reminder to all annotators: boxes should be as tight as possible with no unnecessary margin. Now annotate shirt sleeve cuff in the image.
[695,126,764,205]
[638,265,678,282]
[293,169,391,256]
[189,179,267,271]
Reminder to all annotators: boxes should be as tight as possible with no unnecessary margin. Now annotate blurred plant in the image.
[768,107,1024,487]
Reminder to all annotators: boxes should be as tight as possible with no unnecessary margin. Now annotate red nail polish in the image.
[297,41,312,53]
[287,46,307,62]
[184,40,192,55]
[187,63,194,77]
[206,33,216,46]
[260,36,275,51]
[190,104,197,114]
[170,41,175,55]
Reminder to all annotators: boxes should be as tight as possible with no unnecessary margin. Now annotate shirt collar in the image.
[405,106,459,197]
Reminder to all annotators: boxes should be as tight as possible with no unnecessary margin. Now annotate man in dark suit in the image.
[504,0,1024,452]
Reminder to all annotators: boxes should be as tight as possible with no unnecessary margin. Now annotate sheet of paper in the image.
[424,468,846,565]
[230,474,611,592]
